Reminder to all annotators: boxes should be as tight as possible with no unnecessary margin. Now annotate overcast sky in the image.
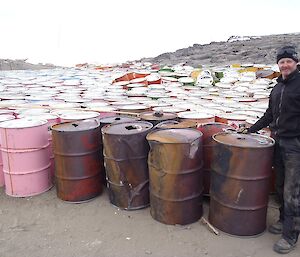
[0,0,299,66]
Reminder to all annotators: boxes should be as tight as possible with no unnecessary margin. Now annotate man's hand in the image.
[237,127,249,134]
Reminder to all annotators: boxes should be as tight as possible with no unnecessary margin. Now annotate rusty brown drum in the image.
[102,121,153,210]
[197,123,231,195]
[99,115,140,185]
[52,119,103,202]
[209,132,275,236]
[155,120,197,129]
[139,111,177,126]
[147,128,204,225]
[99,115,140,129]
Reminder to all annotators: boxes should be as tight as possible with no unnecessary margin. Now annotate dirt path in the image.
[0,188,299,257]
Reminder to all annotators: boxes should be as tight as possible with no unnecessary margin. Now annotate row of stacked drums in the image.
[0,112,275,237]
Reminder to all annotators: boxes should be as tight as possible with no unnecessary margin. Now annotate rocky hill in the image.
[141,33,300,67]
[0,59,57,71]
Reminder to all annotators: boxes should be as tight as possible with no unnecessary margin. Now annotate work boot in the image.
[273,238,296,254]
[269,220,283,234]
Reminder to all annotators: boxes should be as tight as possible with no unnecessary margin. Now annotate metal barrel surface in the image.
[99,115,140,185]
[102,121,153,210]
[155,120,197,129]
[139,111,177,126]
[209,132,275,236]
[0,118,52,197]
[59,111,100,123]
[197,123,231,195]
[0,115,15,187]
[23,114,61,182]
[147,128,204,225]
[178,112,215,125]
[52,119,103,202]
[99,115,140,129]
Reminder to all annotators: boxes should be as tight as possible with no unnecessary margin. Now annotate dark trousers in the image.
[274,137,300,244]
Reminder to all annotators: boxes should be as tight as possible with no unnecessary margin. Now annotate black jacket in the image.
[249,69,300,137]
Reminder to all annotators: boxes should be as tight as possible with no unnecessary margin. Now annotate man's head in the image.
[277,46,299,78]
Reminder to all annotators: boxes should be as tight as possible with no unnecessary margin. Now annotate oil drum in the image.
[0,115,15,187]
[147,128,204,225]
[209,132,275,236]
[0,118,52,197]
[139,111,177,126]
[52,119,103,202]
[99,115,140,185]
[177,111,215,125]
[99,115,140,129]
[102,121,153,210]
[155,120,197,129]
[197,123,231,195]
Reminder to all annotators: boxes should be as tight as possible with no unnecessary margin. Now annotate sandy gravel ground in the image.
[0,187,299,257]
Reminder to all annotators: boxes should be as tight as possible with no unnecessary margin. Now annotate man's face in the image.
[278,58,298,78]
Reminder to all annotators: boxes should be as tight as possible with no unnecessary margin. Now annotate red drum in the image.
[197,123,231,195]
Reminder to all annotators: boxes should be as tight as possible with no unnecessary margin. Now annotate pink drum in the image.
[0,118,52,197]
[0,115,16,187]
[21,114,61,181]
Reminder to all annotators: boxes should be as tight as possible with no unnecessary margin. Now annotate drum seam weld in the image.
[4,128,14,194]
[211,169,271,181]
[150,191,203,202]
[1,143,50,152]
[148,162,203,175]
[54,149,101,157]
[210,195,267,211]
[3,163,51,175]
[55,173,101,180]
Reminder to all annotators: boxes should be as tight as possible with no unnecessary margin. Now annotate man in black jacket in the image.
[244,46,300,254]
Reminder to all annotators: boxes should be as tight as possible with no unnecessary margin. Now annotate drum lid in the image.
[52,119,99,132]
[213,132,274,148]
[147,128,202,144]
[102,121,153,135]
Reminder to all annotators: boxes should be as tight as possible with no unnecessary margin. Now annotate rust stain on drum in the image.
[52,119,103,202]
[209,132,274,236]
[139,111,177,126]
[102,121,153,210]
[99,116,140,129]
[99,115,140,185]
[197,123,231,195]
[147,128,203,225]
[155,120,197,129]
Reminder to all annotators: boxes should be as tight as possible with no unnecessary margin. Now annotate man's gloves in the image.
[237,127,250,134]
